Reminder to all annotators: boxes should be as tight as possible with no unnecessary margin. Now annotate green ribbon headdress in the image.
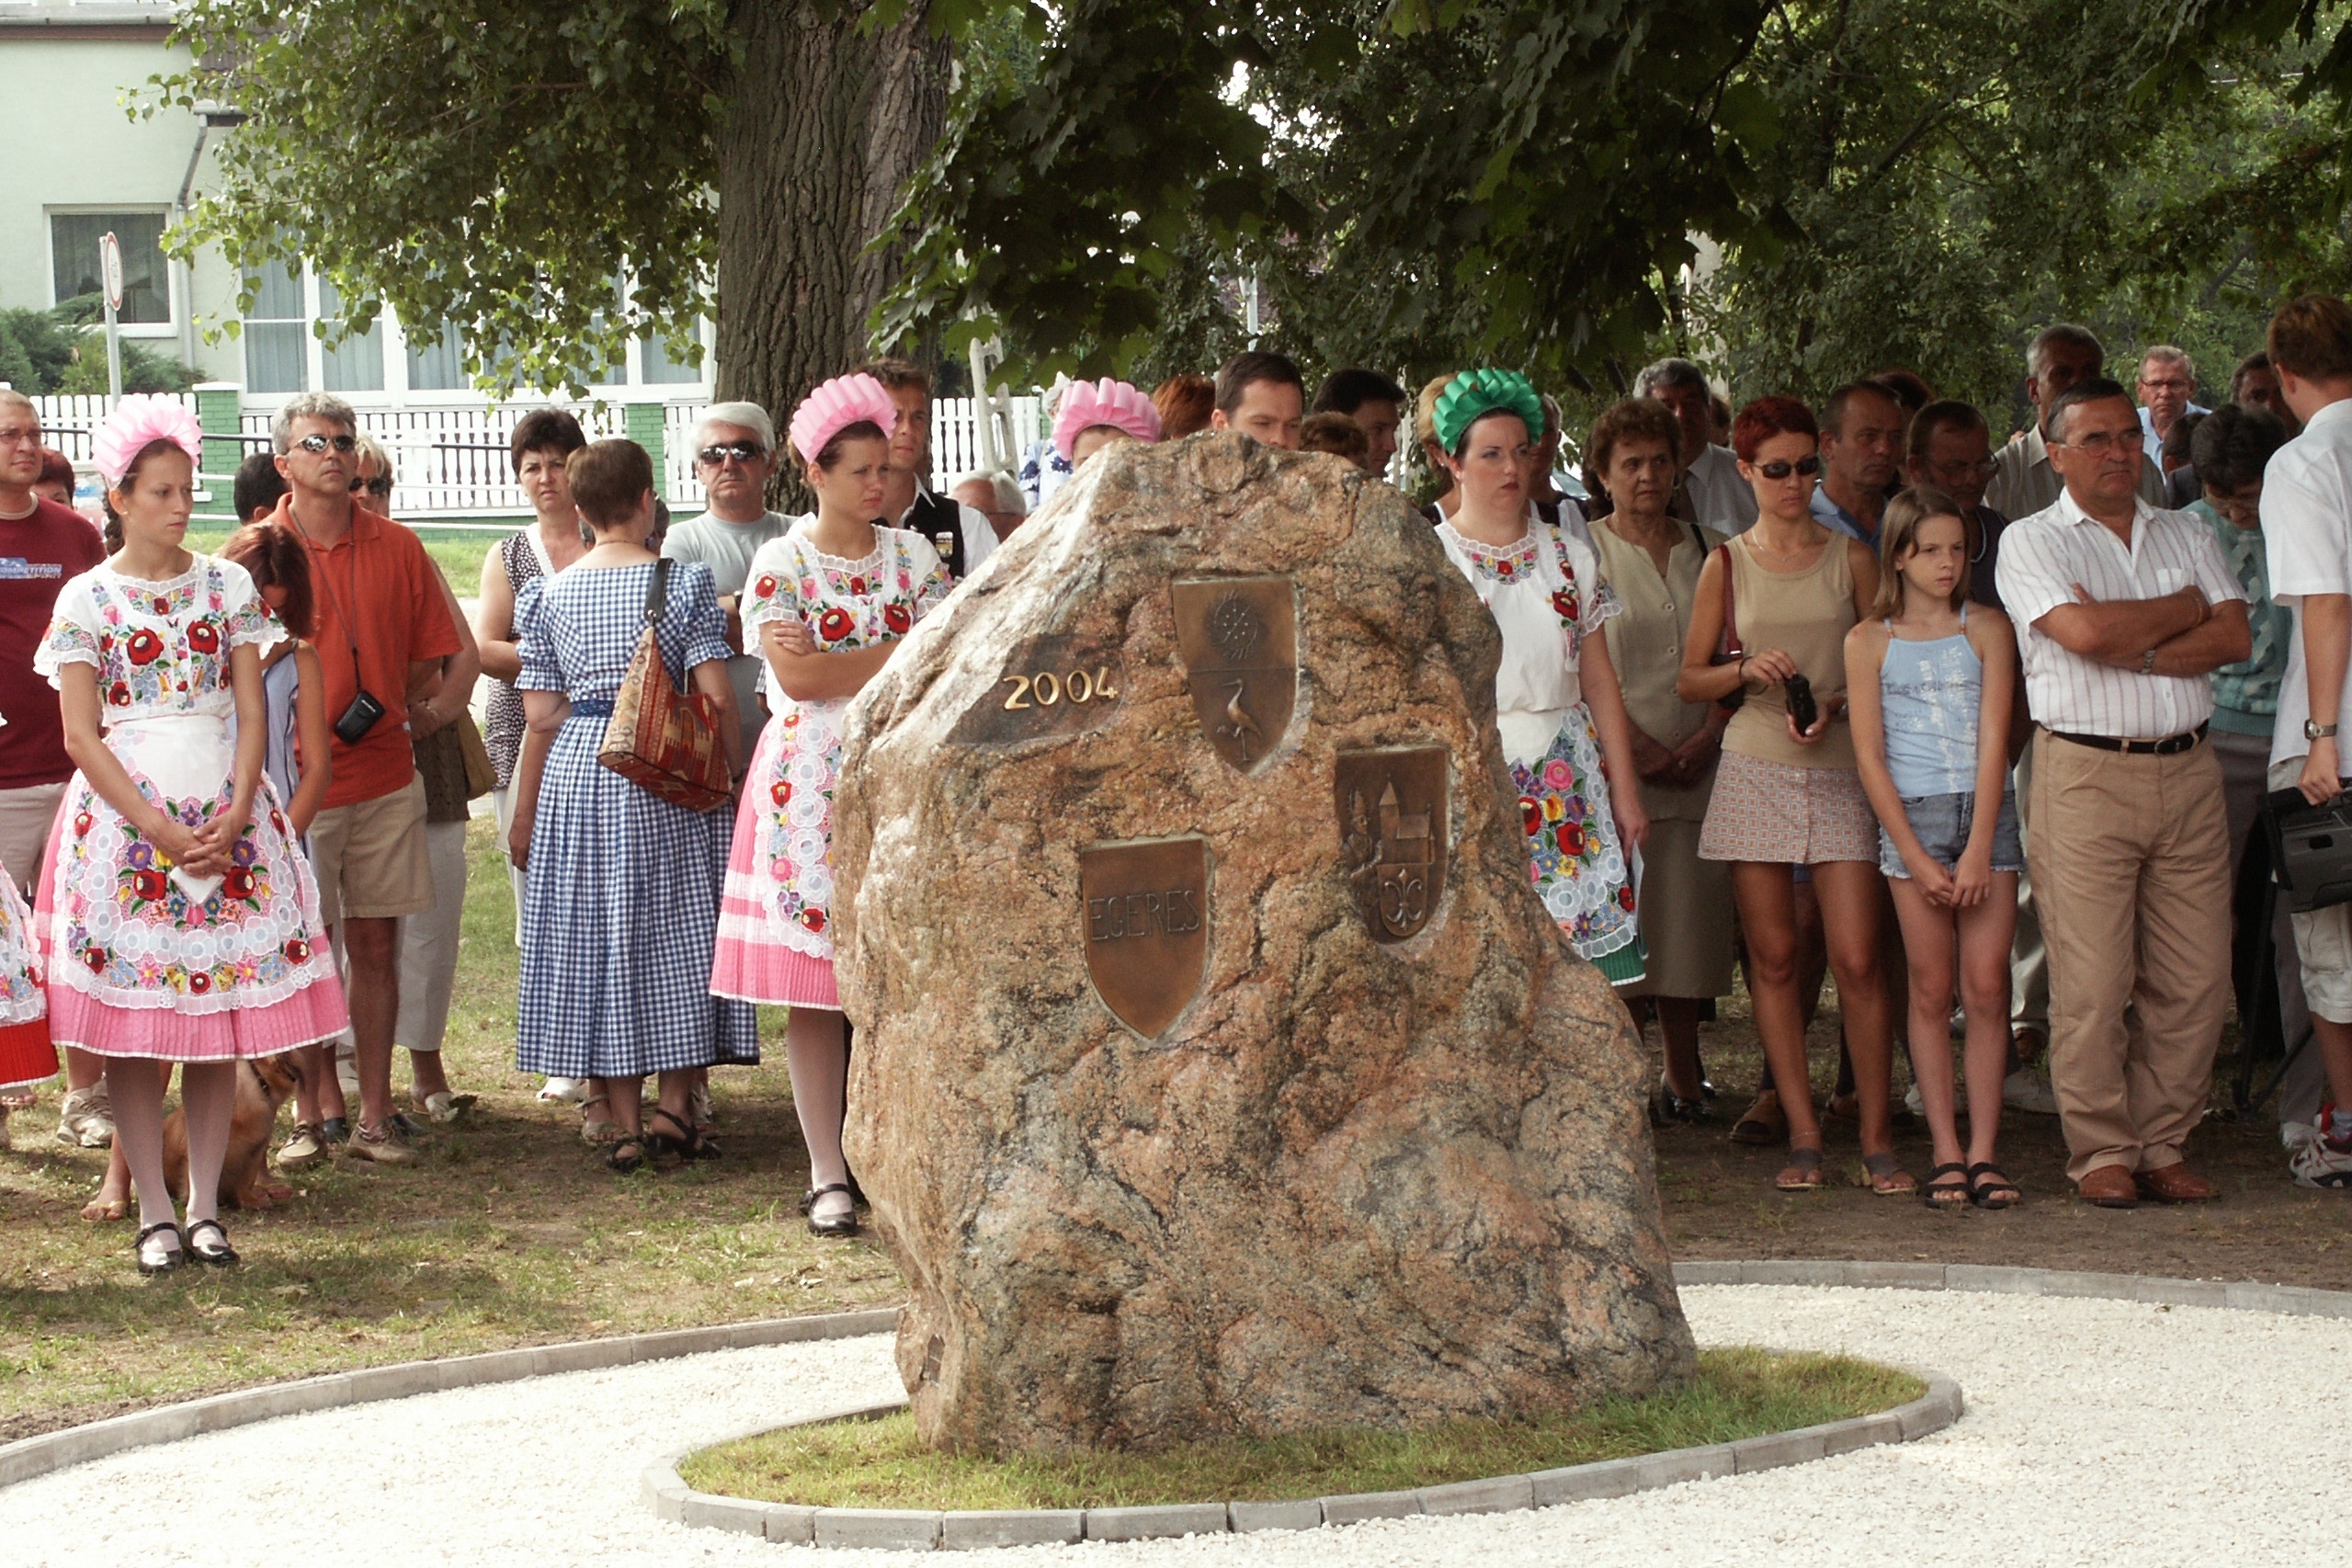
[1433,369,1544,456]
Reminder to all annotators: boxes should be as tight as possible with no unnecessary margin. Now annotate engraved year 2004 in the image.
[1002,665,1120,710]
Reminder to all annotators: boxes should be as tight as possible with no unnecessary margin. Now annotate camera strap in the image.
[288,508,365,676]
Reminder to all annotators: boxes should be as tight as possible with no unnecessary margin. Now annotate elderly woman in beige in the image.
[1587,398,1734,1121]
[1678,396,1905,1196]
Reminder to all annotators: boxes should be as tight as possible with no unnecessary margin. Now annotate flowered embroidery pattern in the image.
[739,527,949,958]
[1509,713,1639,961]
[38,558,284,715]
[1449,522,1621,661]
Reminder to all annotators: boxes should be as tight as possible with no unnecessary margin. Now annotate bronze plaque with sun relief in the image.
[1169,576,1298,773]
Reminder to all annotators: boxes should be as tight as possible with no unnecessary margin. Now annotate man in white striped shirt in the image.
[1996,378,2251,1208]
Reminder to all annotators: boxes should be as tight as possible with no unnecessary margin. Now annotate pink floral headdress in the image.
[789,374,898,466]
[1052,378,1161,461]
[92,394,203,488]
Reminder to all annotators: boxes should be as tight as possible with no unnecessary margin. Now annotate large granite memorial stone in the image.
[833,432,1693,1455]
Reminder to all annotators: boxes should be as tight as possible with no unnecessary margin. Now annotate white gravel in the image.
[8,1284,2346,1567]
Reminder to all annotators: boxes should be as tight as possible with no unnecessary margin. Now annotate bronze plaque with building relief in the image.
[1335,746,1449,942]
[1078,836,1209,1040]
[1169,576,1297,772]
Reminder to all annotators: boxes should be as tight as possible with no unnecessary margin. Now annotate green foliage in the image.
[882,0,1784,394]
[151,0,739,397]
[0,302,198,396]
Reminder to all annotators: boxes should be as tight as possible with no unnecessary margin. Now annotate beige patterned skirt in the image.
[1698,750,1880,866]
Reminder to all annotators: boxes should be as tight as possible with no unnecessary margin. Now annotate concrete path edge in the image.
[0,1304,900,1490]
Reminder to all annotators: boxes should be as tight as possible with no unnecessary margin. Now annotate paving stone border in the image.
[0,1304,898,1491]
[650,1258,2352,1551]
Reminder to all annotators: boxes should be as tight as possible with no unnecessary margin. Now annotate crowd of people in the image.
[3,294,2350,1275]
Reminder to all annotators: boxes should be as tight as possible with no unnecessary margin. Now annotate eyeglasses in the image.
[347,475,392,497]
[2057,431,2141,457]
[1753,456,1821,481]
[1926,459,1999,481]
[697,441,766,466]
[296,433,358,455]
[0,426,41,447]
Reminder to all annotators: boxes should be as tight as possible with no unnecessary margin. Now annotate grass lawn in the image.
[0,817,897,1444]
[679,1348,1922,1510]
[184,527,498,591]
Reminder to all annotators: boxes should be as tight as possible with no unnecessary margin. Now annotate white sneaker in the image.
[1903,1083,1925,1117]
[53,1084,114,1148]
[2290,1131,2352,1188]
[2002,1067,2059,1115]
[2282,1119,2321,1153]
[537,1076,588,1105]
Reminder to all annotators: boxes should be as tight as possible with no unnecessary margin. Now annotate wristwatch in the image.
[2141,649,2158,675]
[2308,720,2340,741]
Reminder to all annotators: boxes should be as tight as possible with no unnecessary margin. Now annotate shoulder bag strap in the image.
[642,555,672,623]
[1716,542,1742,663]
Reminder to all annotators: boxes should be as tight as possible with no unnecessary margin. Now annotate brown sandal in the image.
[1776,1145,1824,1191]
[1732,1088,1789,1146]
[1864,1150,1916,1196]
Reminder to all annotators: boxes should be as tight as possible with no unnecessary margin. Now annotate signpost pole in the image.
[99,232,125,401]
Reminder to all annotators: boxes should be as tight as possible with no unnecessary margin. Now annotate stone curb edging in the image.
[1669,1257,2352,1317]
[0,1305,899,1492]
[643,1376,1962,1551]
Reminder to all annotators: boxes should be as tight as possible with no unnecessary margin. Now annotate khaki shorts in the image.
[308,774,433,925]
[0,780,65,894]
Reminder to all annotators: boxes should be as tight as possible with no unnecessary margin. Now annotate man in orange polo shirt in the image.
[269,393,460,1166]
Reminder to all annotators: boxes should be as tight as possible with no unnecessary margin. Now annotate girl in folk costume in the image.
[35,396,347,1274]
[1054,377,1162,472]
[0,710,52,1142]
[712,374,950,1238]
[1428,369,1650,983]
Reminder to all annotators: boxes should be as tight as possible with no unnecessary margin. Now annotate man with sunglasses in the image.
[267,393,460,1168]
[662,401,789,763]
[0,391,108,1150]
[1996,377,2249,1209]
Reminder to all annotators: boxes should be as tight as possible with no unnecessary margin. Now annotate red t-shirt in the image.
[271,498,460,808]
[0,498,107,790]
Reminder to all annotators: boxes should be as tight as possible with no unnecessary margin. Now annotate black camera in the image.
[1784,673,1819,734]
[333,687,387,745]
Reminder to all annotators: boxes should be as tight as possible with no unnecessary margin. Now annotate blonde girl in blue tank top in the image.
[1846,489,2021,1210]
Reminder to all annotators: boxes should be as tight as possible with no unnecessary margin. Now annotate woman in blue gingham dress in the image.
[509,471,757,1169]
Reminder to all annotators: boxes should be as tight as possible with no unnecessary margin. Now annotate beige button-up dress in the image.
[1593,517,1736,999]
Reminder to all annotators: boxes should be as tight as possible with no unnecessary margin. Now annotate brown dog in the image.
[163,1053,302,1210]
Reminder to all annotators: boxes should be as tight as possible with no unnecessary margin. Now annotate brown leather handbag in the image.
[1710,541,1746,712]
[597,559,733,812]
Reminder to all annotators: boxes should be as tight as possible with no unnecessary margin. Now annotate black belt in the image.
[2044,722,2207,756]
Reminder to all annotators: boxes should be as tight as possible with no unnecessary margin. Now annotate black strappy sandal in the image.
[135,1221,185,1276]
[185,1218,240,1266]
[1967,1163,2021,1210]
[801,1183,859,1236]
[647,1106,721,1164]
[605,1135,648,1175]
[1921,1163,1971,1208]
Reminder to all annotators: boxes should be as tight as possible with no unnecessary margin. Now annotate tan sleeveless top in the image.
[1722,529,1858,769]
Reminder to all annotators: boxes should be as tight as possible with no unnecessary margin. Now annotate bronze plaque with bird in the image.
[1170,576,1298,773]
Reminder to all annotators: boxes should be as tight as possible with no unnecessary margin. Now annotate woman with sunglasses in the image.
[1679,396,1907,1196]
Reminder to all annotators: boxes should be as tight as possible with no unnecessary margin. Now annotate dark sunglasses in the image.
[347,475,392,497]
[697,440,767,466]
[296,433,358,455]
[1754,455,1822,481]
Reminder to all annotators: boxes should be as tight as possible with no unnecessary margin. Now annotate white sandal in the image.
[579,1094,622,1146]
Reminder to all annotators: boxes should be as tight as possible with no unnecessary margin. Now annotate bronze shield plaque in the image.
[1170,576,1298,772]
[1079,836,1210,1039]
[1335,746,1449,942]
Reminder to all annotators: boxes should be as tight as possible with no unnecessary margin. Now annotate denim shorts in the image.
[1878,789,2024,880]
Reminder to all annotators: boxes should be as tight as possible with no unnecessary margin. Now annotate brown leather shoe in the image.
[2134,1164,2214,1203]
[2074,1165,2140,1208]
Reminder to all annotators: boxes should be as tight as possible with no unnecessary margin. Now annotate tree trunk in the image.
[716,1,951,506]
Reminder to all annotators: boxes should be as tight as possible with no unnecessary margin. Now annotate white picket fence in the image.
[22,390,1051,520]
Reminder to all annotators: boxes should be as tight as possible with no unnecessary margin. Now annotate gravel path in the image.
[10,1284,2343,1567]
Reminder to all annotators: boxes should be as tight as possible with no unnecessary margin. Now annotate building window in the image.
[51,211,171,325]
[244,258,307,395]
[318,277,384,393]
[641,323,708,385]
